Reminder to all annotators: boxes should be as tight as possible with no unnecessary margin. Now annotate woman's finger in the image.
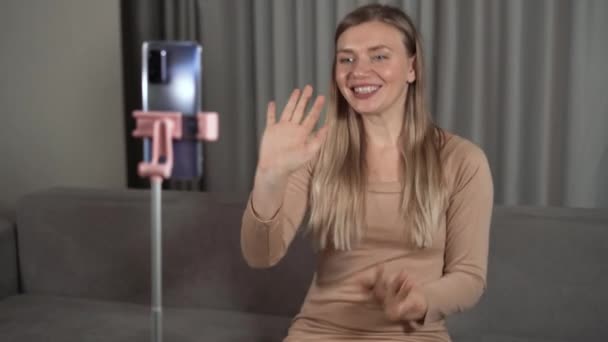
[302,95,325,131]
[387,269,411,295]
[279,88,301,122]
[290,85,313,123]
[375,265,385,285]
[397,299,413,320]
[388,273,403,297]
[374,285,385,303]
[397,302,409,320]
[308,124,329,149]
[373,265,386,301]
[305,125,329,158]
[397,275,414,301]
[266,101,276,128]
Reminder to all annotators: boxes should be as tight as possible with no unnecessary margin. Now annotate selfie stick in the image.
[132,110,219,342]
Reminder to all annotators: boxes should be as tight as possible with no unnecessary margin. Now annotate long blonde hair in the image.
[308,4,447,250]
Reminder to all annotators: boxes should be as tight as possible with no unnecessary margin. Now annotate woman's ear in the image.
[407,55,416,83]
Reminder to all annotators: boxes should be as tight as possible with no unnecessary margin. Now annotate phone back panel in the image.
[141,41,203,180]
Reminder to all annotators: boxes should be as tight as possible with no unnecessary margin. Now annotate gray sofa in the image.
[0,187,606,341]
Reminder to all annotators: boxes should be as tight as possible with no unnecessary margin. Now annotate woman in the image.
[241,4,493,341]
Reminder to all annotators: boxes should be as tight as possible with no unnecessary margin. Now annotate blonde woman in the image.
[241,4,493,341]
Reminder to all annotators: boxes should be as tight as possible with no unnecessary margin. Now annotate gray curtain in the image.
[153,0,608,208]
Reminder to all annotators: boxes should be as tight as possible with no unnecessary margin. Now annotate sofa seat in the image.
[0,294,292,342]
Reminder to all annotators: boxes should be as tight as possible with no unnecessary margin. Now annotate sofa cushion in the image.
[16,187,316,317]
[0,294,291,342]
[447,206,608,341]
[453,334,576,342]
[0,218,18,300]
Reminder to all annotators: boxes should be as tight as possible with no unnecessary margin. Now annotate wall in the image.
[0,0,125,213]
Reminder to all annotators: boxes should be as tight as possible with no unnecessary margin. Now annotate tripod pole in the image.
[151,176,163,342]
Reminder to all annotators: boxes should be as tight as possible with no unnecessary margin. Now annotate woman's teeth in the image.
[353,86,380,94]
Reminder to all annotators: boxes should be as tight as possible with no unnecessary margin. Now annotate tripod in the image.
[132,110,218,342]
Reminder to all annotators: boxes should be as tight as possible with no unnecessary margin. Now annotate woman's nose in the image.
[351,58,372,77]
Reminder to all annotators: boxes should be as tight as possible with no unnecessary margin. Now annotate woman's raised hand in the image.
[251,86,328,219]
[256,85,328,178]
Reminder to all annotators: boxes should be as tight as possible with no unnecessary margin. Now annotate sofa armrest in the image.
[0,217,19,300]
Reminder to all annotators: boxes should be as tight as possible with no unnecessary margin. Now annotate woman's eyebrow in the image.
[368,45,392,52]
[337,45,392,54]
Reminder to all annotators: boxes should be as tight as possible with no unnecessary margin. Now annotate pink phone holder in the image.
[132,110,219,180]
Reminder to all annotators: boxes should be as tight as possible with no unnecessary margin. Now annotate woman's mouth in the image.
[351,85,381,99]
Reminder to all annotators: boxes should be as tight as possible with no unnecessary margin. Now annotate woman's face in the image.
[335,21,415,117]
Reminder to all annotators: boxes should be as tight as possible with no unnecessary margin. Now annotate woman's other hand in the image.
[366,265,428,323]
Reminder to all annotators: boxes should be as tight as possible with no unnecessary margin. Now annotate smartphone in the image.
[141,41,203,180]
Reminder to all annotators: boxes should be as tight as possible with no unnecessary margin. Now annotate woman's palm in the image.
[258,86,328,174]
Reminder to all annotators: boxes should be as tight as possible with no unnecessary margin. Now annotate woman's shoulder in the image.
[439,130,491,186]
[440,131,486,161]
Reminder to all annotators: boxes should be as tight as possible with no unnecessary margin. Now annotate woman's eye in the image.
[372,54,388,61]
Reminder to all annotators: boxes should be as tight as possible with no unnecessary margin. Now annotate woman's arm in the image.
[418,143,494,324]
[241,161,312,268]
[240,86,327,268]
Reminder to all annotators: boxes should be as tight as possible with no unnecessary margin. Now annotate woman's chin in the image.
[351,106,382,116]
[346,98,383,116]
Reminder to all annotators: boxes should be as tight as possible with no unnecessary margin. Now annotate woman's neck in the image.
[360,108,404,148]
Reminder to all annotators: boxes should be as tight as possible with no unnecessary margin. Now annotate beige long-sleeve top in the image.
[241,134,494,341]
